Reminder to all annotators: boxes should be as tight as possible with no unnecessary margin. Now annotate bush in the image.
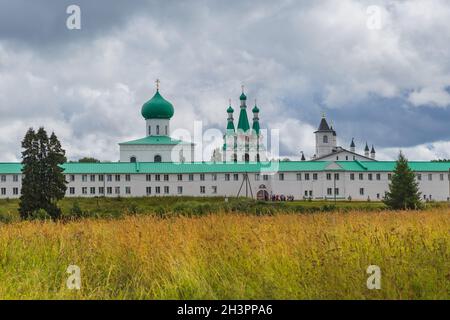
[30,208,52,221]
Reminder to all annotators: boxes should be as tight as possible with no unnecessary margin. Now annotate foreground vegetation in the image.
[0,196,435,224]
[0,207,448,299]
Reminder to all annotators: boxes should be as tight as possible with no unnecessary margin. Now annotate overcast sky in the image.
[1,0,450,162]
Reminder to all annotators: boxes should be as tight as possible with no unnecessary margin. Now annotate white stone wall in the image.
[1,170,449,201]
[145,119,170,136]
[315,151,373,162]
[119,144,195,162]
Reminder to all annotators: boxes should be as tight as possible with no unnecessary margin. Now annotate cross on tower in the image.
[155,79,160,91]
[241,84,245,93]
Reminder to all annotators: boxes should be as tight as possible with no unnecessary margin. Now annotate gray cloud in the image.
[1,0,450,162]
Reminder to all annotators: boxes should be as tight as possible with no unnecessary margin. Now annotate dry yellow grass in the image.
[0,209,449,299]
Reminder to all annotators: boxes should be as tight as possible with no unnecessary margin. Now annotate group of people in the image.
[270,194,295,201]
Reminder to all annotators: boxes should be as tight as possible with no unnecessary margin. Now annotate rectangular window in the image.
[12,175,19,182]
[69,187,75,195]
[263,174,269,181]
[305,173,310,181]
[296,173,301,181]
[177,186,183,194]
[177,174,183,181]
[115,187,120,194]
[326,173,332,180]
[164,186,169,194]
[90,187,95,195]
[155,186,161,194]
[70,175,75,182]
[388,173,392,180]
[440,173,444,181]
[189,174,194,181]
[107,187,112,194]
[335,188,339,195]
[376,173,381,181]
[99,175,104,182]
[200,186,206,194]
[200,173,205,181]
[164,174,169,181]
[327,188,332,196]
[107,174,112,182]
[255,174,260,181]
[313,173,318,180]
[146,187,151,195]
[212,186,217,194]
[125,187,131,194]
[368,173,373,181]
[146,174,151,182]
[233,174,239,181]
[1,188,6,195]
[350,173,355,180]
[82,175,87,182]
[359,188,364,195]
[225,174,230,181]
[125,174,131,182]
[279,173,284,181]
[417,174,422,181]
[99,187,104,194]
[12,187,18,195]
[0,175,6,182]
[428,174,432,181]
[334,173,339,180]
[359,173,363,180]
[82,187,87,194]
[212,174,217,181]
[90,174,95,182]
[304,190,308,196]
[115,175,120,182]
[155,174,161,181]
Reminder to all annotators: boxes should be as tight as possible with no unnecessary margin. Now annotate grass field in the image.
[0,203,449,299]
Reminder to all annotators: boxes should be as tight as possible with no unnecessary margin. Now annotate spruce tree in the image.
[19,128,40,218]
[384,152,422,210]
[19,127,67,220]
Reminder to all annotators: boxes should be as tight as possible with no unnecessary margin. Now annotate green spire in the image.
[237,87,250,132]
[252,99,260,135]
[226,99,235,131]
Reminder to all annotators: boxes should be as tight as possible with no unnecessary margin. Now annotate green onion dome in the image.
[240,92,247,100]
[227,105,234,113]
[252,104,259,113]
[141,90,174,120]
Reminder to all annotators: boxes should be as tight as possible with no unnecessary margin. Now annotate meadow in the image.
[0,198,448,299]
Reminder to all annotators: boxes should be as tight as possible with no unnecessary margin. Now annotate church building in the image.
[0,81,449,202]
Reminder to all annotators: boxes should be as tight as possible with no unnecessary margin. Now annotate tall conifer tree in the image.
[19,127,67,219]
[384,152,422,210]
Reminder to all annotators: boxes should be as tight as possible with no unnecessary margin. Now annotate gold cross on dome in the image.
[155,79,160,91]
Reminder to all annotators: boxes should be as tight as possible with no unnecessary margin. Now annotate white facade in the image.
[1,166,449,201]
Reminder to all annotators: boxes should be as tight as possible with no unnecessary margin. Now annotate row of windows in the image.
[68,185,219,195]
[0,175,19,182]
[6,172,450,184]
[0,187,19,195]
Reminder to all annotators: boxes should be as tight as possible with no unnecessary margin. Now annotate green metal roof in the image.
[1,161,450,175]
[141,90,174,120]
[119,135,193,145]
[237,108,250,132]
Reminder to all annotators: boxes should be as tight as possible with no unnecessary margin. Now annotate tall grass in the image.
[0,209,448,299]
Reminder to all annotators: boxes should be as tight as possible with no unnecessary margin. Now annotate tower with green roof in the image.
[237,86,250,132]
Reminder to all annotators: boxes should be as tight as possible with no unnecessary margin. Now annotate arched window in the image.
[233,153,237,163]
[130,156,136,163]
[256,154,260,162]
[165,126,168,135]
[154,155,162,162]
[156,125,160,135]
[245,153,250,162]
[323,135,328,143]
[148,126,151,135]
